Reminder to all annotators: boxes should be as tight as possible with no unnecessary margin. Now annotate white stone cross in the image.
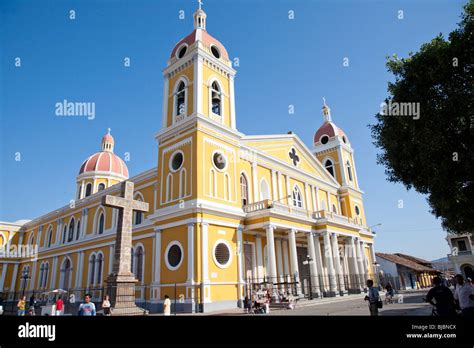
[102,181,149,277]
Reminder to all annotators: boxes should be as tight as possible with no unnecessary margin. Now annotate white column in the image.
[326,191,331,211]
[271,169,278,201]
[369,243,376,274]
[323,231,337,292]
[229,74,236,129]
[153,183,158,211]
[9,263,19,293]
[307,232,321,295]
[285,175,291,205]
[37,226,43,250]
[314,186,320,211]
[196,56,203,115]
[50,256,58,289]
[313,234,325,291]
[81,209,88,238]
[304,183,311,210]
[108,246,114,275]
[275,239,284,282]
[29,262,38,290]
[282,240,290,277]
[236,226,244,302]
[162,75,169,127]
[187,223,195,283]
[201,222,211,303]
[0,264,8,291]
[331,233,345,292]
[252,162,258,202]
[360,241,369,275]
[255,236,264,281]
[153,229,162,284]
[349,237,361,290]
[355,238,366,287]
[338,145,348,185]
[265,225,277,282]
[75,252,84,288]
[55,219,63,246]
[277,171,283,202]
[288,229,300,294]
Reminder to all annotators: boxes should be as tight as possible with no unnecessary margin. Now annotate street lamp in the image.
[373,262,381,289]
[20,269,30,299]
[303,254,314,300]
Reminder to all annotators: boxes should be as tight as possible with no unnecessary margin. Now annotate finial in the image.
[322,97,332,122]
[198,0,203,10]
[107,127,111,135]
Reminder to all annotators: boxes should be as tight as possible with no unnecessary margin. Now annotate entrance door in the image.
[244,244,255,282]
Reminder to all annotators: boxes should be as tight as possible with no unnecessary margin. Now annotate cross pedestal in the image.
[102,180,149,316]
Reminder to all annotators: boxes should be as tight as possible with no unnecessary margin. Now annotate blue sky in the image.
[0,0,466,260]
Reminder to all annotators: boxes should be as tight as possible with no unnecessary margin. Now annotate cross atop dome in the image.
[194,0,207,30]
[322,97,332,122]
[101,128,115,152]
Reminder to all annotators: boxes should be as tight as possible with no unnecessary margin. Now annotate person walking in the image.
[243,296,252,314]
[102,295,111,316]
[55,297,64,316]
[425,276,456,317]
[78,294,96,316]
[364,279,381,316]
[163,295,171,316]
[454,274,474,318]
[17,296,26,316]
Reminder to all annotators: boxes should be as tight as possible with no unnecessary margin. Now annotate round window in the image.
[214,241,231,268]
[321,135,329,144]
[177,45,187,59]
[170,152,184,172]
[210,45,221,59]
[212,152,226,171]
[165,242,183,270]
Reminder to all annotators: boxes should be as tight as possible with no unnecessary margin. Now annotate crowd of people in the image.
[365,274,474,317]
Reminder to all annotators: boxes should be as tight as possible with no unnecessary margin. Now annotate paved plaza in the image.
[205,290,432,316]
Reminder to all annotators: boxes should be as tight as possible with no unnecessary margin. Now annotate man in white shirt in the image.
[454,274,474,318]
[163,295,171,316]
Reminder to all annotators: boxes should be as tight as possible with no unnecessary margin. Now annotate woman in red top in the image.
[55,298,64,316]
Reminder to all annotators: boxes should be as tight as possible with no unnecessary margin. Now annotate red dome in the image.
[78,151,129,178]
[170,29,229,60]
[314,121,348,145]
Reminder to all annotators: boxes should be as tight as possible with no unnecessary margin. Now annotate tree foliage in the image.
[370,2,474,234]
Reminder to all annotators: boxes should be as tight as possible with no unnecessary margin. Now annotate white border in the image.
[164,240,184,271]
[212,239,233,269]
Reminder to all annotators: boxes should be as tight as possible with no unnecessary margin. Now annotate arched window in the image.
[96,253,103,285]
[346,160,353,182]
[259,179,270,201]
[292,186,303,208]
[40,262,49,288]
[355,205,360,216]
[211,81,222,116]
[77,185,82,199]
[76,220,81,240]
[28,233,35,247]
[62,225,67,244]
[209,169,216,197]
[68,218,75,243]
[133,193,144,225]
[135,246,144,282]
[179,168,187,198]
[240,174,249,206]
[332,204,337,214]
[61,258,72,289]
[98,183,106,191]
[46,227,53,248]
[325,159,335,177]
[39,263,45,289]
[166,173,173,202]
[43,263,49,288]
[175,81,186,118]
[89,254,96,285]
[96,213,105,235]
[85,183,92,197]
[224,173,231,201]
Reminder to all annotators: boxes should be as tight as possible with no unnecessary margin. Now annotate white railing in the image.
[243,199,272,213]
[313,210,365,227]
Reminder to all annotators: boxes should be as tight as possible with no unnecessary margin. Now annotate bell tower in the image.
[161,3,237,131]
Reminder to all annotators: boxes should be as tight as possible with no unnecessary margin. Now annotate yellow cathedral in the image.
[0,5,377,313]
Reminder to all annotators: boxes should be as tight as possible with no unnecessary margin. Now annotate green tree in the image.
[370,2,474,234]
